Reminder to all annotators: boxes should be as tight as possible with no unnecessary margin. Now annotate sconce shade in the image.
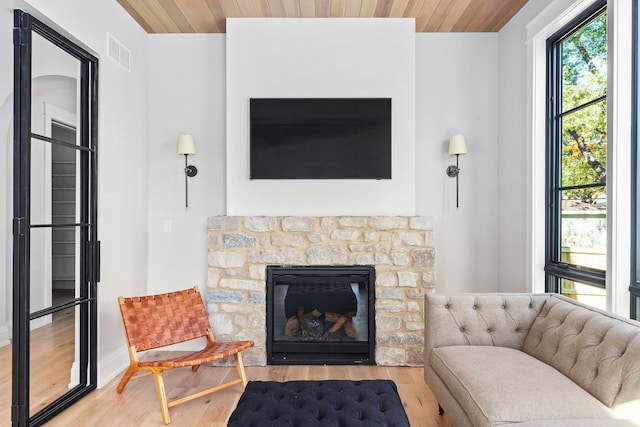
[177,134,196,155]
[448,134,468,155]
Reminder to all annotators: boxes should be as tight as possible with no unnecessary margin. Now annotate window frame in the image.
[545,0,608,296]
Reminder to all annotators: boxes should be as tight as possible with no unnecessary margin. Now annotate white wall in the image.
[496,0,555,292]
[416,33,499,293]
[144,28,500,298]
[0,0,149,385]
[226,18,416,216]
[0,8,12,347]
[146,34,226,294]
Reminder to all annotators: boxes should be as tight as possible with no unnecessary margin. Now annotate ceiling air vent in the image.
[106,33,131,72]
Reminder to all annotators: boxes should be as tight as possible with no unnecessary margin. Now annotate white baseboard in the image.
[158,337,205,352]
[30,315,52,331]
[96,338,205,388]
[69,361,79,389]
[97,346,129,388]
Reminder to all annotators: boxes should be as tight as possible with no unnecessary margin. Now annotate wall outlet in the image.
[163,220,172,233]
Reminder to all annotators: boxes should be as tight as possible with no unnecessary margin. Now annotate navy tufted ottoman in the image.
[227,380,410,427]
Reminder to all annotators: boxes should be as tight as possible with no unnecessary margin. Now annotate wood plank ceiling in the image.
[116,0,529,33]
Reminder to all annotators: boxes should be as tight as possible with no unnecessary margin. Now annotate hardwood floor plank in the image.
[399,383,454,427]
[283,364,309,380]
[0,306,451,426]
[307,364,330,380]
[1,359,452,426]
[386,365,422,384]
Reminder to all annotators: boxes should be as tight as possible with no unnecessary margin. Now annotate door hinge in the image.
[13,218,25,236]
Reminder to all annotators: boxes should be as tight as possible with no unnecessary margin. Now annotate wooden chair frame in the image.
[116,286,254,424]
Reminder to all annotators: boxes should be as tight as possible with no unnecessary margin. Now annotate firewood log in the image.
[325,314,350,334]
[344,320,357,338]
[284,317,299,336]
[325,312,340,323]
[325,311,356,322]
[325,316,347,334]
[285,308,321,337]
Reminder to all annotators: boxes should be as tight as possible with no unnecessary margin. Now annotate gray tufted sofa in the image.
[424,293,640,427]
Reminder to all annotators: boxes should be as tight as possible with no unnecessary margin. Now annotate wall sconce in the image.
[445,134,468,209]
[177,134,197,208]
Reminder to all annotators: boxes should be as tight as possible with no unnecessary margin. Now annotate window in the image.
[546,2,607,310]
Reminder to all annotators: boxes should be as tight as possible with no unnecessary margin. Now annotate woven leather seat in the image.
[116,286,254,424]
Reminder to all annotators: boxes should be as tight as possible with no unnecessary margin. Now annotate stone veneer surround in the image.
[207,216,435,366]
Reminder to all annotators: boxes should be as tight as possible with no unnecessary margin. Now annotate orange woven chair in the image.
[116,286,254,424]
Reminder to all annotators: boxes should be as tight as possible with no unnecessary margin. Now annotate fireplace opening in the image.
[266,265,376,365]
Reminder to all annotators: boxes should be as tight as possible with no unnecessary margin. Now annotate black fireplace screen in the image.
[266,265,376,365]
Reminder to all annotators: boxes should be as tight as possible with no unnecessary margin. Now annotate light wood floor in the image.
[43,362,453,426]
[0,305,452,426]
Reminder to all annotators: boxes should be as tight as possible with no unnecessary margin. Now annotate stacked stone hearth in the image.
[207,216,435,366]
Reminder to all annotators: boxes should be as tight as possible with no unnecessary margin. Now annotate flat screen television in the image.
[250,98,391,179]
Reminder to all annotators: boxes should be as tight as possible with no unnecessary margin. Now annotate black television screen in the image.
[250,98,391,179]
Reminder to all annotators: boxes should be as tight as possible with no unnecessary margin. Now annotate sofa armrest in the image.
[424,294,548,369]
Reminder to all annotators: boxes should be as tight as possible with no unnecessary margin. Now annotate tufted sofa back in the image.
[522,295,640,413]
[424,294,548,364]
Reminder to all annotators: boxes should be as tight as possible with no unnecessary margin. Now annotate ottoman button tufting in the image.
[228,380,410,427]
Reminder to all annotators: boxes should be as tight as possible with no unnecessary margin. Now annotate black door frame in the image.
[632,0,640,320]
[12,10,99,426]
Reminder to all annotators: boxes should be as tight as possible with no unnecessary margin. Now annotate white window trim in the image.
[525,0,632,315]
[606,0,632,315]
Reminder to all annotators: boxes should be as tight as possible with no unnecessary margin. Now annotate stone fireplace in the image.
[206,216,435,366]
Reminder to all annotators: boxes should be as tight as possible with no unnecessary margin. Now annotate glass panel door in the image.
[13,10,98,426]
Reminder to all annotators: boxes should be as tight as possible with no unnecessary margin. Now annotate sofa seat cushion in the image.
[430,346,615,426]
[511,420,637,426]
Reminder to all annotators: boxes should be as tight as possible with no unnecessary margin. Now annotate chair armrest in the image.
[424,294,548,368]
